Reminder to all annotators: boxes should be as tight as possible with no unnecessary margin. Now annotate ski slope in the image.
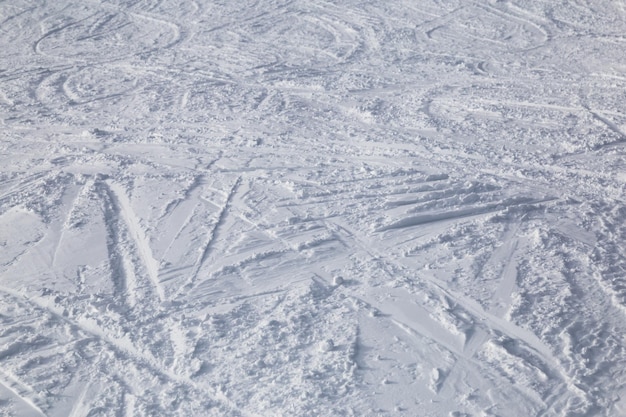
[2,0,626,415]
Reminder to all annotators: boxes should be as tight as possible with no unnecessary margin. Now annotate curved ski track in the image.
[2,0,626,416]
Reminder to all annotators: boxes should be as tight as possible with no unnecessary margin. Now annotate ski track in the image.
[1,288,256,417]
[337,211,579,409]
[174,176,242,299]
[107,180,165,303]
[3,0,626,416]
[95,179,138,307]
[0,370,48,417]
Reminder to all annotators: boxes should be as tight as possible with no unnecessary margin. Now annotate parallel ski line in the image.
[584,106,626,150]
[490,237,520,316]
[93,0,184,52]
[158,176,202,219]
[107,181,165,302]
[337,217,576,393]
[0,371,48,417]
[427,278,583,397]
[376,197,557,232]
[66,381,90,417]
[0,287,257,417]
[97,181,134,305]
[51,182,84,269]
[176,176,242,298]
[0,172,47,203]
[482,216,523,317]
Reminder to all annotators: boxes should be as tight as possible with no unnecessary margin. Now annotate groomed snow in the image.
[2,0,626,416]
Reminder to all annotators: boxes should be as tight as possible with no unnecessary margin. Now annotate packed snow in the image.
[2,0,626,416]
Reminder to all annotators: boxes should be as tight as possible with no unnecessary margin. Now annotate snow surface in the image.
[2,0,626,416]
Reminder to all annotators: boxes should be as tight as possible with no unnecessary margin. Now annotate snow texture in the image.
[1,0,626,416]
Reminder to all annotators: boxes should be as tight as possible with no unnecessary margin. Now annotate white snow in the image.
[2,0,626,416]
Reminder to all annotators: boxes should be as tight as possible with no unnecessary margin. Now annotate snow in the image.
[2,0,626,415]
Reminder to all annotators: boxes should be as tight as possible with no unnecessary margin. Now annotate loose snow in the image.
[2,0,626,416]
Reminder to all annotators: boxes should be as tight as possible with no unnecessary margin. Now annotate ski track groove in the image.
[333,212,580,409]
[584,106,626,150]
[0,370,48,417]
[477,2,551,49]
[0,4,38,28]
[174,176,242,299]
[96,180,134,305]
[125,9,183,52]
[0,286,257,417]
[482,215,524,317]
[34,0,182,63]
[377,197,557,232]
[429,278,582,400]
[4,1,626,415]
[33,20,82,56]
[0,172,48,204]
[158,205,199,274]
[157,174,205,222]
[66,381,90,417]
[490,236,520,315]
[51,181,84,270]
[107,180,165,303]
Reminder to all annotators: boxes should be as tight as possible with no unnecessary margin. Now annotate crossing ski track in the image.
[107,180,165,303]
[3,0,626,416]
